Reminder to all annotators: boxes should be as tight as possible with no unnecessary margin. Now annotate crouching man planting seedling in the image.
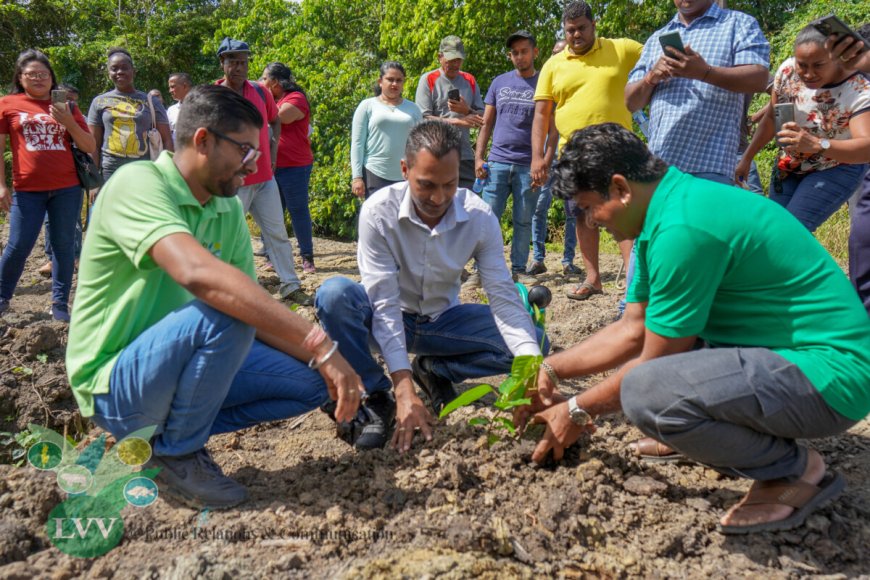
[316,120,549,453]
[520,123,870,534]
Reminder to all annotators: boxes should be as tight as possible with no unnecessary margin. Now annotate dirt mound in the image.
[1,235,869,577]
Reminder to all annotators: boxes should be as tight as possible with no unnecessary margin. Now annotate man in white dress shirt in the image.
[316,120,548,452]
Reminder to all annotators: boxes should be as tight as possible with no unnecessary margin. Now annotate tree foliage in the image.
[2,0,860,240]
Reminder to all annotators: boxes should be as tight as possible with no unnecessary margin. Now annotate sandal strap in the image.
[740,479,822,509]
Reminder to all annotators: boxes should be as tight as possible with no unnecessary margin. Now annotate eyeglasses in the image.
[22,71,50,80]
[207,128,261,165]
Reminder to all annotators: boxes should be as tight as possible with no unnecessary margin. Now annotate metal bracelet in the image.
[308,341,340,370]
[541,361,559,387]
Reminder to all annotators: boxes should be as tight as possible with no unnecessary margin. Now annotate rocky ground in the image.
[1,233,869,579]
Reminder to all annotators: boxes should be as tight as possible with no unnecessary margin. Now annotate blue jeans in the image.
[770,163,867,232]
[44,213,83,261]
[481,161,538,273]
[315,277,549,392]
[91,301,328,456]
[274,165,314,259]
[0,185,82,306]
[531,182,576,265]
[849,169,870,314]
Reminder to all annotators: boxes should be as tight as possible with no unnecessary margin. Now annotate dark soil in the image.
[1,233,869,578]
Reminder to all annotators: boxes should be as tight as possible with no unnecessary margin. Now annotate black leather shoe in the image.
[411,356,458,416]
[320,390,396,450]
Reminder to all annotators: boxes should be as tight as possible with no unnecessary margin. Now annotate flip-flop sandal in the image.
[628,437,686,464]
[565,282,603,301]
[718,471,846,535]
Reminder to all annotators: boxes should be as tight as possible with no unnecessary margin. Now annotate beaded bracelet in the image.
[309,341,340,370]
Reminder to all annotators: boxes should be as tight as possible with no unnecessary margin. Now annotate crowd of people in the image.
[1,0,869,538]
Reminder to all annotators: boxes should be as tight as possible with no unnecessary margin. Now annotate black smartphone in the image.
[810,14,870,54]
[774,102,795,145]
[447,88,460,101]
[51,89,68,105]
[659,31,685,56]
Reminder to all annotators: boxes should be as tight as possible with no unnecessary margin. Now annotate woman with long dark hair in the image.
[260,62,316,274]
[351,61,422,199]
[0,49,96,321]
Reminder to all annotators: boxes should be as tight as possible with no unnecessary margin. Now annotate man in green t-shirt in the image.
[523,123,870,534]
[66,86,364,509]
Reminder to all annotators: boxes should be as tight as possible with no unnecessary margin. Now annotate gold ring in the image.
[840,55,850,62]
[397,427,406,431]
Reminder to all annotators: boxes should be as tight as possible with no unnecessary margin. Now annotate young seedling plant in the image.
[438,303,546,446]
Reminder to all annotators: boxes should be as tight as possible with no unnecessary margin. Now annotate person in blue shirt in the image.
[624,0,770,184]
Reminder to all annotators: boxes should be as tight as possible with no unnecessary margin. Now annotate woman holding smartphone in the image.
[260,62,317,274]
[351,62,422,199]
[737,25,870,231]
[0,49,95,321]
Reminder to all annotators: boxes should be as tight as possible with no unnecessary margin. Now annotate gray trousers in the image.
[621,348,855,481]
[237,178,301,297]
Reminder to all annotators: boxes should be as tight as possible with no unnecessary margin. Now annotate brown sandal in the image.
[565,282,603,301]
[718,471,845,535]
[628,437,684,463]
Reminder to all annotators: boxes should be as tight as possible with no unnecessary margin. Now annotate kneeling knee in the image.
[315,277,367,314]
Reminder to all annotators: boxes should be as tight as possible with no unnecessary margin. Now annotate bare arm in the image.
[543,113,560,167]
[278,102,304,124]
[158,124,173,153]
[531,100,554,186]
[89,124,104,170]
[269,118,281,167]
[0,134,9,212]
[474,104,497,177]
[664,46,769,93]
[149,232,364,421]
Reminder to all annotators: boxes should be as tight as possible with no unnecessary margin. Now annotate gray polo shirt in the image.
[415,68,485,160]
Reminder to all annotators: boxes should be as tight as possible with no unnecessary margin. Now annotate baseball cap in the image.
[506,30,536,48]
[439,36,466,60]
[217,37,251,58]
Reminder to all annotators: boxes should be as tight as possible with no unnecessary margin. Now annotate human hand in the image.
[779,122,823,155]
[391,388,435,453]
[474,158,488,179]
[645,56,673,86]
[351,178,366,199]
[447,94,471,115]
[662,45,710,81]
[49,102,74,128]
[318,349,365,422]
[826,34,869,73]
[461,113,484,129]
[513,378,567,435]
[531,157,549,188]
[750,102,771,125]
[89,188,99,205]
[734,156,752,186]
[530,400,595,464]
[0,184,11,213]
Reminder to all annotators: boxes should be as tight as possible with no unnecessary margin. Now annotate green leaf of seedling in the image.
[493,417,517,435]
[486,434,501,447]
[494,398,532,411]
[510,355,543,383]
[498,376,522,397]
[468,417,490,427]
[533,304,545,328]
[36,353,48,364]
[12,367,33,376]
[438,384,496,419]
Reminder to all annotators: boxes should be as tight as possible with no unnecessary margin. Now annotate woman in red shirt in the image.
[260,63,316,273]
[0,49,95,322]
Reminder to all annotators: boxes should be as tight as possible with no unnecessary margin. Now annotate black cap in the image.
[506,30,536,48]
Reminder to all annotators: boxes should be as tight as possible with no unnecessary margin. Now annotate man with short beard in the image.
[67,85,364,509]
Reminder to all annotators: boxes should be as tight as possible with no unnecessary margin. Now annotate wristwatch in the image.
[567,396,592,426]
[818,138,831,153]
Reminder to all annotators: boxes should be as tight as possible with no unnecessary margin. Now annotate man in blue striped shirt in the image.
[624,0,770,184]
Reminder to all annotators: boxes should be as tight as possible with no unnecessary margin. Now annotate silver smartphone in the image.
[774,102,795,145]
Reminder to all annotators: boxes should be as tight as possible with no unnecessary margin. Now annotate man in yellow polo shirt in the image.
[531,0,641,301]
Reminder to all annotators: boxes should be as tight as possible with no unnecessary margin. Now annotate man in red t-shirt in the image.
[215,37,311,306]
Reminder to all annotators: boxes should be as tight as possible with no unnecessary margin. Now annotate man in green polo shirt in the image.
[523,123,870,534]
[66,85,364,509]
